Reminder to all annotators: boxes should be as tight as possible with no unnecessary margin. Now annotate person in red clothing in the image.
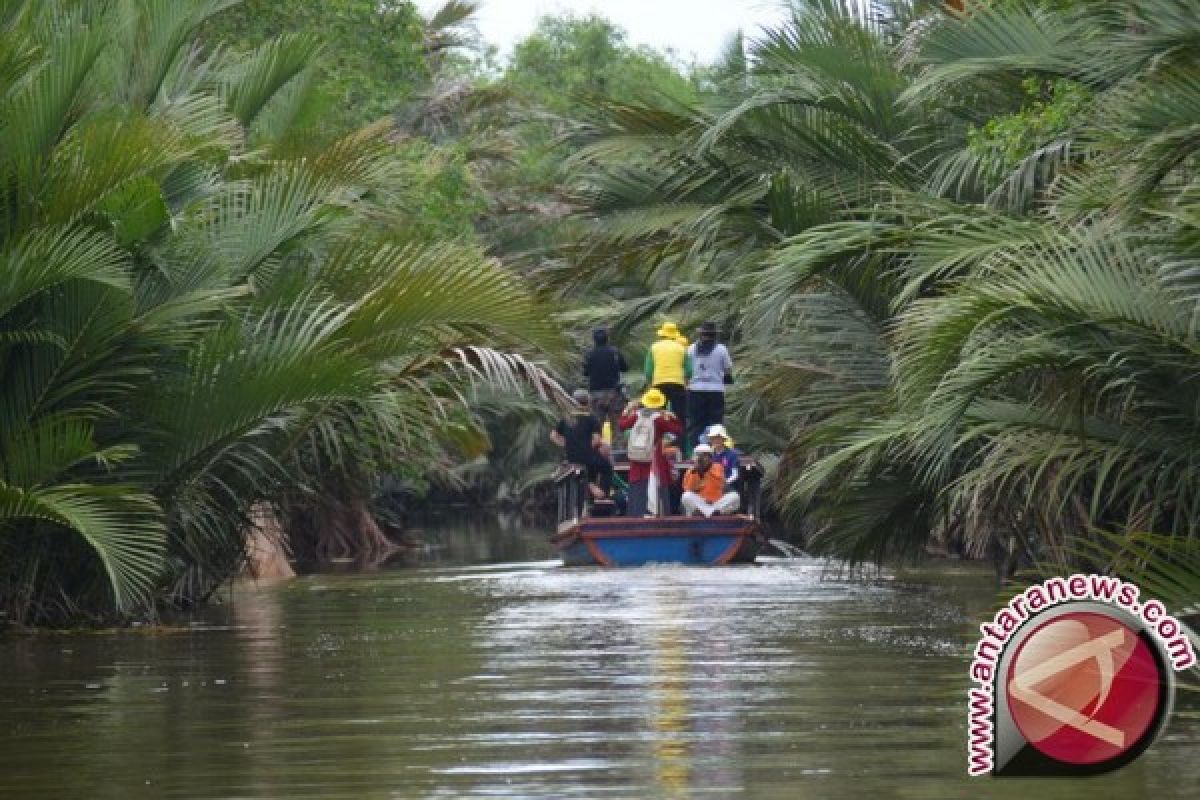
[618,388,682,517]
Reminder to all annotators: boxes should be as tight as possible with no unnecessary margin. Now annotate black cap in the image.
[699,321,718,337]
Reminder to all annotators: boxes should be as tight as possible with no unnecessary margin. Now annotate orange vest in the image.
[682,463,725,503]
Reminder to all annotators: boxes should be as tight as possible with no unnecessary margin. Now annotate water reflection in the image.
[0,525,1196,799]
[231,587,286,798]
[444,561,1199,799]
[651,590,693,798]
[392,511,556,567]
[645,586,745,797]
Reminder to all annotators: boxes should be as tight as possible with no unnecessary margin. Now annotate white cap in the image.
[706,424,729,440]
[693,443,713,455]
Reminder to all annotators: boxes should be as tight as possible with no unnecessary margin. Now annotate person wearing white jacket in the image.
[686,321,733,450]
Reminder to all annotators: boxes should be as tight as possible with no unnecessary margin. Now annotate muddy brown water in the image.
[1,515,1196,798]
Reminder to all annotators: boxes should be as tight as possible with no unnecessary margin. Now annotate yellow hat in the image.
[641,388,667,409]
[656,321,680,339]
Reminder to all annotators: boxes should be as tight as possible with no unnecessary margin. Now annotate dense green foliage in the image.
[5,0,1197,627]
[421,13,709,496]
[0,0,561,626]
[967,77,1092,169]
[549,0,1200,603]
[198,1,491,242]
[200,0,428,134]
[506,13,694,114]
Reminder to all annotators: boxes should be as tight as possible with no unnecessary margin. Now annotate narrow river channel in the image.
[1,515,1196,798]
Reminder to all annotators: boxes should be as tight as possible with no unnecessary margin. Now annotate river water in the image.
[1,515,1196,798]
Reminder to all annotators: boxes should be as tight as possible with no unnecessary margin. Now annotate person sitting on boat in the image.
[619,388,682,517]
[705,424,739,487]
[644,321,691,446]
[661,432,682,464]
[661,432,685,514]
[550,389,613,498]
[681,444,740,517]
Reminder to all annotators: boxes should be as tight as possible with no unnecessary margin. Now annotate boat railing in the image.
[553,456,764,524]
[737,461,765,519]
[552,463,588,527]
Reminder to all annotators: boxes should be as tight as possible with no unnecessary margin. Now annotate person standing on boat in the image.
[681,444,740,517]
[550,389,613,497]
[644,321,690,442]
[582,327,628,438]
[686,321,734,451]
[661,432,684,513]
[619,388,682,517]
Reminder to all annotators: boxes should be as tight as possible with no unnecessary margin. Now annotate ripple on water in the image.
[0,549,1196,800]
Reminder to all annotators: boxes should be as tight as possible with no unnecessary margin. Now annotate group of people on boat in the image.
[553,321,741,519]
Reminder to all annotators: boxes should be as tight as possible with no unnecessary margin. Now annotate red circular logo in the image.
[1005,611,1164,766]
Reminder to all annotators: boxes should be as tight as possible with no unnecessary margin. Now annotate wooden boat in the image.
[550,454,765,567]
[551,513,760,566]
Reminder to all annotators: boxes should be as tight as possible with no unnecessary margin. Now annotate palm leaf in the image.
[0,480,165,611]
[220,32,321,129]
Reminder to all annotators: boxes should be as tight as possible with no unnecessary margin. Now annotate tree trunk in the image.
[242,503,296,582]
[286,496,401,570]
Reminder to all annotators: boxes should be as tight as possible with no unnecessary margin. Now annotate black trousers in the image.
[582,456,613,494]
[626,479,670,517]
[687,390,725,451]
[655,382,687,440]
[589,388,624,437]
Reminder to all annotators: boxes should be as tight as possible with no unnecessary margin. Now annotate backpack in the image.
[627,411,658,463]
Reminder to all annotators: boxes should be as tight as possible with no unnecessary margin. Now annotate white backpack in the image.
[626,411,658,463]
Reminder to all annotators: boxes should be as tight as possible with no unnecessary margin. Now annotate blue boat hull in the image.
[552,515,760,567]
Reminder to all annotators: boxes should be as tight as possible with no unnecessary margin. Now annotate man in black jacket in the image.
[582,327,628,436]
[550,390,613,497]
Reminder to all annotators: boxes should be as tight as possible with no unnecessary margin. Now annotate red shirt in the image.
[618,410,682,484]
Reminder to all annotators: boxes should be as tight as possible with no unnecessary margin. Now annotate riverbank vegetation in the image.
[2,0,1197,626]
[0,0,562,625]
[545,0,1200,609]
